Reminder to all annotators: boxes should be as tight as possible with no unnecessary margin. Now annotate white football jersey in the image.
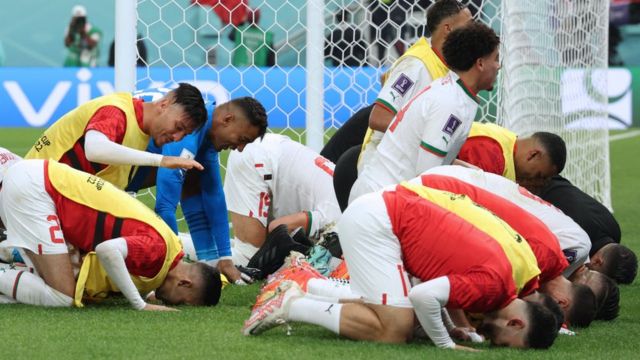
[418,165,591,277]
[350,72,478,203]
[359,56,434,173]
[224,134,341,239]
[0,147,22,184]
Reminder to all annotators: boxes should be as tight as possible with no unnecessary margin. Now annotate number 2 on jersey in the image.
[47,215,64,244]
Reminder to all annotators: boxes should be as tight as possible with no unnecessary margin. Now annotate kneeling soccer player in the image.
[244,182,559,350]
[224,133,342,266]
[0,154,221,310]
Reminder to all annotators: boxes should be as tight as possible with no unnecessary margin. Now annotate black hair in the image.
[601,243,638,284]
[229,97,268,139]
[538,292,564,330]
[426,0,468,36]
[532,132,567,174]
[592,272,620,321]
[525,300,559,349]
[442,21,500,72]
[567,283,596,327]
[170,83,207,131]
[195,262,222,306]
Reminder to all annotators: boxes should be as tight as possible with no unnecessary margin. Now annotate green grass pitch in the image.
[0,127,639,359]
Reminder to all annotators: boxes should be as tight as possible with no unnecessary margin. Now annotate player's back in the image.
[423,165,590,273]
[233,133,340,224]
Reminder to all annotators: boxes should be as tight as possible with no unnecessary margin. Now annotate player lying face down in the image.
[244,183,559,350]
[0,153,221,310]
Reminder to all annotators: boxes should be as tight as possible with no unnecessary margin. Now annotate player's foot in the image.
[243,280,304,336]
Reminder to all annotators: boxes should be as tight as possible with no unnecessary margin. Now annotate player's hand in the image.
[450,327,484,343]
[143,303,178,311]
[160,156,204,170]
[218,259,243,284]
[453,344,481,352]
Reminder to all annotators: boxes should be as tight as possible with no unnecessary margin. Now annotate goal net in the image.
[128,0,611,214]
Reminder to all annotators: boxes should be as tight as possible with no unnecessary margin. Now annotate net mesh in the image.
[133,0,610,213]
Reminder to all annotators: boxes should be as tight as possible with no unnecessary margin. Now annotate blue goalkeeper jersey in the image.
[129,89,230,260]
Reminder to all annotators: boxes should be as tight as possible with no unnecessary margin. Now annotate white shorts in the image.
[0,160,68,256]
[338,191,412,308]
[231,237,259,267]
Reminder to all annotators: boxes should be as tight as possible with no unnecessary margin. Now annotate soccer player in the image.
[0,155,222,310]
[223,133,341,266]
[457,122,567,191]
[326,0,473,209]
[417,166,591,277]
[410,167,598,327]
[538,175,637,284]
[244,183,559,350]
[24,83,207,190]
[130,89,268,284]
[348,21,501,204]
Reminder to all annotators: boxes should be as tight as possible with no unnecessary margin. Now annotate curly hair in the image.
[442,21,499,72]
[229,97,268,139]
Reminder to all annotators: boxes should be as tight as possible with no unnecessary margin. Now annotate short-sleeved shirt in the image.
[224,134,341,238]
[539,176,620,256]
[358,57,434,172]
[422,166,591,277]
[351,72,478,201]
[411,172,568,283]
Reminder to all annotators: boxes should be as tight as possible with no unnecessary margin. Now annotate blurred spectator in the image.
[367,0,412,64]
[228,9,275,66]
[108,34,148,67]
[609,23,624,66]
[325,9,367,66]
[63,5,102,67]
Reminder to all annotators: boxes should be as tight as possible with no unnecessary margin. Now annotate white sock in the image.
[288,296,342,334]
[307,278,359,300]
[0,269,72,307]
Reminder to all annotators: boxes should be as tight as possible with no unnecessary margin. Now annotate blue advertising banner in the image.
[0,67,382,128]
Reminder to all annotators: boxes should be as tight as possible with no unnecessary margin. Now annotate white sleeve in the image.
[408,276,456,349]
[84,130,163,167]
[95,238,147,310]
[377,57,432,113]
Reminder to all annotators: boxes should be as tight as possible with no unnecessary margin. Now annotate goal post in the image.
[120,0,611,209]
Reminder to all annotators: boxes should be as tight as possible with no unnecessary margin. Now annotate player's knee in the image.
[46,288,74,307]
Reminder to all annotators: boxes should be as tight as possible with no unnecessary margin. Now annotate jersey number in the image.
[314,156,334,176]
[47,215,64,244]
[258,192,270,218]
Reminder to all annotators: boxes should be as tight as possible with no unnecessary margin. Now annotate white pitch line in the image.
[610,130,640,142]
